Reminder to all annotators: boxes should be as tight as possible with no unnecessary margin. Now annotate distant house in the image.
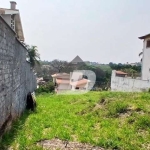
[51,72,90,93]
[70,78,90,90]
[37,77,46,85]
[115,71,127,77]
[51,56,92,93]
[111,33,150,92]
[0,1,24,41]
[52,73,71,93]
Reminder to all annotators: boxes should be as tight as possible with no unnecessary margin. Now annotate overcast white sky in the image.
[1,0,150,63]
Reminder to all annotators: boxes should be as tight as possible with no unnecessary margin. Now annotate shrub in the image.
[36,81,55,93]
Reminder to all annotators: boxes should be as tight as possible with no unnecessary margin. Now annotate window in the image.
[75,87,79,90]
[83,75,88,79]
[146,40,150,48]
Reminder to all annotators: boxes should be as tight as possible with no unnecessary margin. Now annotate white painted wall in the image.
[70,71,83,81]
[111,70,150,92]
[56,84,71,94]
[142,38,150,80]
[57,84,71,90]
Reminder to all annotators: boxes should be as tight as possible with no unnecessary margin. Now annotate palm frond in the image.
[26,45,40,67]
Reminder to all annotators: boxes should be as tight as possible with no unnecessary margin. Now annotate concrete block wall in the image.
[0,16,36,132]
[111,70,150,92]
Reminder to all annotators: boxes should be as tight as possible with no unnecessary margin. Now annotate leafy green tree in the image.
[109,62,141,78]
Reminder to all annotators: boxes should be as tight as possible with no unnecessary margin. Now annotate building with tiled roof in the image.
[51,72,90,93]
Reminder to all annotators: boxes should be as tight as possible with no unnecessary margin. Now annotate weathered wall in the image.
[111,70,150,92]
[0,16,36,132]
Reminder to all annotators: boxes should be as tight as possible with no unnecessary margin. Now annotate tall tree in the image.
[50,60,69,73]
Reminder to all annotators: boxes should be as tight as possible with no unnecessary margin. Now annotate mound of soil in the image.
[37,138,104,150]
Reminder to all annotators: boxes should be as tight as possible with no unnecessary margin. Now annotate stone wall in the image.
[0,16,36,133]
[111,70,150,92]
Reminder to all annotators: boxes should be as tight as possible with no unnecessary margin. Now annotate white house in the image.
[0,1,24,41]
[51,72,90,93]
[139,34,150,80]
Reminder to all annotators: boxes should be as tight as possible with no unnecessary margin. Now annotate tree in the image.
[26,45,40,67]
[50,59,69,73]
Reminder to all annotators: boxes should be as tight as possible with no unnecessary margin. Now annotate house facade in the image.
[52,73,71,93]
[51,72,90,93]
[139,34,150,80]
[0,1,24,41]
[111,33,150,92]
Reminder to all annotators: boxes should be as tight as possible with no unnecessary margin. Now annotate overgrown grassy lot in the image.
[1,92,150,150]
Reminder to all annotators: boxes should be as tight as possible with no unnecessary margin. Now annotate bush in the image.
[36,82,55,94]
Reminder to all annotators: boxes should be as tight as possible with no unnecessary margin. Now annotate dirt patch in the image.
[98,99,106,105]
[37,138,104,150]
[142,143,150,150]
[77,99,106,116]
[77,105,95,115]
[119,106,145,118]
[93,104,103,111]
[119,111,132,118]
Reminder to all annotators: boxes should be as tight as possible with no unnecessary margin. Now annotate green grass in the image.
[1,92,150,149]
